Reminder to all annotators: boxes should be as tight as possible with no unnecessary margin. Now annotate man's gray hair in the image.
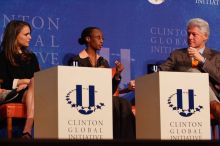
[187,18,210,37]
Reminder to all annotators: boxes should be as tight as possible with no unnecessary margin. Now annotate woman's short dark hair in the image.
[78,26,100,45]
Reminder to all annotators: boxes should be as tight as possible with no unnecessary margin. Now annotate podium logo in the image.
[167,89,203,117]
[65,85,105,115]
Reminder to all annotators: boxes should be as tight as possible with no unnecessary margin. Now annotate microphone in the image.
[72,61,78,67]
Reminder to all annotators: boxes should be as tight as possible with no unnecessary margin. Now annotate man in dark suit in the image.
[159,18,220,123]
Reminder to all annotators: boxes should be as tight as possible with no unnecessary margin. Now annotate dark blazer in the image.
[159,48,220,95]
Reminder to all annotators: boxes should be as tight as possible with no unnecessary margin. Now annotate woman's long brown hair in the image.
[0,20,32,66]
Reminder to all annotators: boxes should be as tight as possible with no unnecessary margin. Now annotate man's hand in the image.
[188,47,205,62]
[128,80,135,91]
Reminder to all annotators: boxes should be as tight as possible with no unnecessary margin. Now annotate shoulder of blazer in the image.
[204,48,220,57]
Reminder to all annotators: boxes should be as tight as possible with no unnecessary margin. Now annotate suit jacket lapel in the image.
[203,48,212,59]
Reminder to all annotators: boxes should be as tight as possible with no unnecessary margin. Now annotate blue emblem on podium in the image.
[168,89,203,117]
[65,85,105,115]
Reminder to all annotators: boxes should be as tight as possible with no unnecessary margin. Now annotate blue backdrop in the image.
[0,0,220,98]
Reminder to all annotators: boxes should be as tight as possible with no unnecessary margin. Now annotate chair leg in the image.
[7,117,12,139]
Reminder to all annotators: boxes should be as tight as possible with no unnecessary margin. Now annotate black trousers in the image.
[113,96,136,140]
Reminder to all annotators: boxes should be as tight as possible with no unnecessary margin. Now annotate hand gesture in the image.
[187,47,205,62]
[114,60,124,80]
[115,60,124,74]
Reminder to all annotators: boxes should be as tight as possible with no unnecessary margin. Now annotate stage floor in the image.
[0,139,220,146]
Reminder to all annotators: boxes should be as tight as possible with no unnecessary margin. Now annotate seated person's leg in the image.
[113,96,120,139]
[112,96,136,140]
[21,78,34,138]
[118,97,135,139]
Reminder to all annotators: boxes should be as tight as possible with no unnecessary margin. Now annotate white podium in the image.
[34,66,113,139]
[135,71,211,140]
